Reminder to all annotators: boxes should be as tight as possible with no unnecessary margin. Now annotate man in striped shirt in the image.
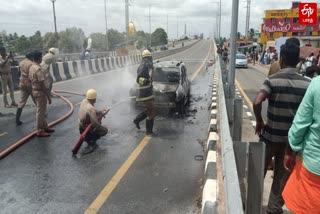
[253,42,310,214]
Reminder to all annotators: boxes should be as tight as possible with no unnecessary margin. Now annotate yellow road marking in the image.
[84,136,152,214]
[191,41,212,81]
[0,132,8,137]
[235,79,253,111]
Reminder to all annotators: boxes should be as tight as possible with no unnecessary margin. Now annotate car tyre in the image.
[177,97,185,115]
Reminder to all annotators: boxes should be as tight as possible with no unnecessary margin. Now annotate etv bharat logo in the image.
[299,3,318,24]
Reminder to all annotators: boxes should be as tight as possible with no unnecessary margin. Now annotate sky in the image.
[0,0,318,40]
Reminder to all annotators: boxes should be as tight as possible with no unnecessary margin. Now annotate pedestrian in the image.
[133,50,156,136]
[40,47,56,96]
[16,51,34,126]
[29,50,54,137]
[253,42,310,214]
[268,37,300,76]
[0,47,18,108]
[303,66,317,80]
[78,89,109,154]
[282,75,320,213]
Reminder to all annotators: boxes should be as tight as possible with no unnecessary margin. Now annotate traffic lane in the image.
[0,40,211,213]
[235,67,268,121]
[98,57,214,214]
[0,39,209,151]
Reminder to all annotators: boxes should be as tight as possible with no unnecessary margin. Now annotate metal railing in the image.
[216,52,244,214]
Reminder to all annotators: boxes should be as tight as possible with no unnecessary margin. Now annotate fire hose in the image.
[0,90,84,160]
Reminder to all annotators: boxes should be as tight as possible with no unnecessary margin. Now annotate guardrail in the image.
[202,42,265,214]
[0,39,200,94]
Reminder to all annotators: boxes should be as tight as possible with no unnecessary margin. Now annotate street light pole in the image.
[50,0,57,34]
[104,0,109,51]
[228,0,240,99]
[149,5,151,47]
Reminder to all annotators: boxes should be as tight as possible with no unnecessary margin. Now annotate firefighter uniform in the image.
[40,48,56,93]
[29,63,51,136]
[133,50,156,135]
[78,89,108,153]
[16,54,34,126]
[0,55,17,107]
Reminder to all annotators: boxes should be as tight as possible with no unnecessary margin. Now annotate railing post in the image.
[233,98,243,141]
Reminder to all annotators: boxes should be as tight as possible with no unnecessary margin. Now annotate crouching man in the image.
[78,89,109,154]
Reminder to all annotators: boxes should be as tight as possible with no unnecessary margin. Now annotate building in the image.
[260,2,320,48]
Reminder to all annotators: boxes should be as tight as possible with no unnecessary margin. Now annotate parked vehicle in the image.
[130,61,191,114]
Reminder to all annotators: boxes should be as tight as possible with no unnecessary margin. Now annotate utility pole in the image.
[219,0,221,38]
[184,24,187,38]
[211,2,221,39]
[177,16,179,40]
[125,0,129,36]
[149,5,151,47]
[245,0,251,38]
[167,14,169,38]
[49,0,58,35]
[228,0,240,99]
[104,0,109,51]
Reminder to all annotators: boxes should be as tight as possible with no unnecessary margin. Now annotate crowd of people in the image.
[0,47,56,136]
[253,38,320,213]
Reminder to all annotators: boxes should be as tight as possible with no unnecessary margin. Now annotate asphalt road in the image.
[0,40,214,214]
[235,65,268,120]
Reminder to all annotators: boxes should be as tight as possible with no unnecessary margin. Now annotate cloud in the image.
[0,0,318,39]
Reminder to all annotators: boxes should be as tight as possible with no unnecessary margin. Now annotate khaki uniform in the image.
[40,52,55,92]
[0,56,16,106]
[29,64,48,130]
[78,99,108,140]
[268,61,281,76]
[18,58,33,108]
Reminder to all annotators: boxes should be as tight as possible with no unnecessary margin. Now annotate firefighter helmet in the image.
[49,47,56,55]
[142,50,151,58]
[86,89,97,100]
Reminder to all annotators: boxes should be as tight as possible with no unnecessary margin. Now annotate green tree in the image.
[58,27,86,53]
[43,32,58,50]
[30,31,43,50]
[151,28,168,46]
[248,28,255,40]
[107,29,125,50]
[90,33,107,51]
[15,35,31,54]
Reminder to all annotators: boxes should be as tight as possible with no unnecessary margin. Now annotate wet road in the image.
[0,40,214,214]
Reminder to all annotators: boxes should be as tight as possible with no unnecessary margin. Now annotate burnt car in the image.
[130,61,191,114]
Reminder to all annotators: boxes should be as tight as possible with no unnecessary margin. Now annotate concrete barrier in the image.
[2,40,199,93]
[202,70,219,214]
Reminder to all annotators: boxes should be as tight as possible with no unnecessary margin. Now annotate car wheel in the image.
[177,98,185,115]
[187,91,191,105]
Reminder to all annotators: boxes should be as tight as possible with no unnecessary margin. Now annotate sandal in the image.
[4,104,11,108]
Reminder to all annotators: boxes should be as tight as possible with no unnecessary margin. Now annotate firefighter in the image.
[29,50,54,137]
[16,51,34,126]
[78,89,109,154]
[0,47,18,108]
[133,50,156,136]
[40,47,56,96]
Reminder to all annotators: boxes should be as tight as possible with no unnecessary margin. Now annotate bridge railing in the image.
[202,42,265,214]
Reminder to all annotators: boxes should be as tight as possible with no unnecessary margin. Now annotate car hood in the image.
[153,82,179,93]
[236,59,247,63]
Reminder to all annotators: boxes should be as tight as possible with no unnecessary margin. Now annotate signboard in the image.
[299,3,318,25]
